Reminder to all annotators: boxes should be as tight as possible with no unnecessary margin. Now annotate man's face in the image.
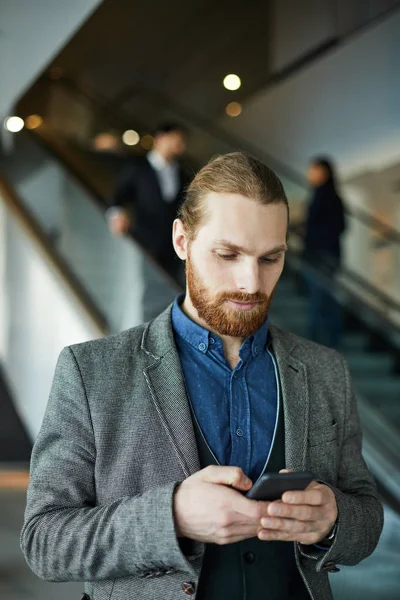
[156,130,186,158]
[307,164,327,187]
[178,193,288,338]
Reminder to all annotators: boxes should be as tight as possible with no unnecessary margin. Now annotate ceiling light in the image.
[25,114,43,130]
[223,74,241,91]
[140,134,154,150]
[226,102,242,117]
[4,116,24,133]
[122,129,140,146]
[92,132,118,151]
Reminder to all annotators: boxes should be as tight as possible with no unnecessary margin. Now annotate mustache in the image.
[218,291,269,304]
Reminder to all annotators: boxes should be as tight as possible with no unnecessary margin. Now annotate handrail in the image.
[285,252,400,348]
[340,265,400,315]
[288,223,400,318]
[349,206,400,245]
[0,172,108,336]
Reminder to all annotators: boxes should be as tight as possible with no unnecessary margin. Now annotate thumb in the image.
[200,465,252,491]
[279,469,294,474]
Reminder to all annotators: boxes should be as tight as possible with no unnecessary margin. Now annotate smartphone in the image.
[246,472,315,501]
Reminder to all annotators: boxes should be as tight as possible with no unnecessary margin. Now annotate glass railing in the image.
[341,210,400,328]
[0,128,179,334]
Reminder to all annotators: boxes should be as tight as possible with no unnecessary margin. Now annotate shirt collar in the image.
[171,295,269,358]
[147,149,177,172]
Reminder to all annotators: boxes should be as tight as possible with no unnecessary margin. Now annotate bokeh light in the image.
[122,129,140,146]
[4,116,24,133]
[226,102,242,117]
[223,74,241,91]
[140,134,154,150]
[93,132,119,151]
[25,115,43,130]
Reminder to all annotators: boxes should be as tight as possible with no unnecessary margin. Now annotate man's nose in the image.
[237,261,261,295]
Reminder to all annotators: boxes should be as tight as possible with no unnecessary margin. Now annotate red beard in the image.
[186,256,273,338]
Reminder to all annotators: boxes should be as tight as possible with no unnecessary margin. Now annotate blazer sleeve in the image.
[20,347,198,582]
[298,354,384,571]
[109,166,137,211]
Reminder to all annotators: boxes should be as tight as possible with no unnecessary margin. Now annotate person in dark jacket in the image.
[107,123,190,279]
[303,157,347,348]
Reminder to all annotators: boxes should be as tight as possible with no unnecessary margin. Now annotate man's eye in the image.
[261,256,280,264]
[218,253,237,261]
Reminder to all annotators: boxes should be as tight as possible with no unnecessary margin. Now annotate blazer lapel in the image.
[141,307,200,478]
[270,326,310,470]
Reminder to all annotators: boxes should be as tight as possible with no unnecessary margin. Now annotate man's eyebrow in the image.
[214,240,288,255]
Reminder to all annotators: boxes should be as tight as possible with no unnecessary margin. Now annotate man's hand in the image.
[259,477,338,545]
[108,210,131,236]
[174,466,271,545]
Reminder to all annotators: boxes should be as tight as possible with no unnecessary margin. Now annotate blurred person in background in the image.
[107,122,190,280]
[22,153,382,600]
[303,157,347,348]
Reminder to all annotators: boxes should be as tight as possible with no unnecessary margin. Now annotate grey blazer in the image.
[21,306,383,600]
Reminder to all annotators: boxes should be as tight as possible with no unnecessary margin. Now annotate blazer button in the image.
[244,551,255,564]
[182,581,196,595]
[323,561,340,573]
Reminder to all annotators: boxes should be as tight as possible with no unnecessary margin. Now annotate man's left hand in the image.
[258,479,338,545]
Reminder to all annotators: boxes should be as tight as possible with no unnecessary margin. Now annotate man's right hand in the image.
[108,210,131,236]
[173,466,270,545]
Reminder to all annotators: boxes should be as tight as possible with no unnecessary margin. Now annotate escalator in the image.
[1,77,400,599]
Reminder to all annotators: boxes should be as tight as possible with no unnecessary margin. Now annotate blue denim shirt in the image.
[172,297,278,481]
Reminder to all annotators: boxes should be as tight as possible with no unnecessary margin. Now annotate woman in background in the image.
[303,157,347,348]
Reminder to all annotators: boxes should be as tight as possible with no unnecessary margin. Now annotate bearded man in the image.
[21,153,383,600]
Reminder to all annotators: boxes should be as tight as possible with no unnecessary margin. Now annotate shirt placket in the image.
[230,363,251,475]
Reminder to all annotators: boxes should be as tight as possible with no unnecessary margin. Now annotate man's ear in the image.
[172,219,188,260]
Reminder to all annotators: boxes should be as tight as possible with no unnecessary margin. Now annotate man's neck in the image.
[151,147,174,163]
[181,295,243,368]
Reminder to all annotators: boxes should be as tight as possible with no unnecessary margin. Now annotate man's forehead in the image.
[196,193,287,251]
[201,193,287,225]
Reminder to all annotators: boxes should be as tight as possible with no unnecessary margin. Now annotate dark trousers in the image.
[305,269,342,349]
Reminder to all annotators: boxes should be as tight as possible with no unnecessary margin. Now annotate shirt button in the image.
[181,582,196,595]
[254,346,259,355]
[236,428,243,437]
[198,342,206,352]
[244,551,255,564]
[210,337,215,344]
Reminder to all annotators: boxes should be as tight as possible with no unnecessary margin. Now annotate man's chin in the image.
[224,303,262,314]
[209,305,268,338]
